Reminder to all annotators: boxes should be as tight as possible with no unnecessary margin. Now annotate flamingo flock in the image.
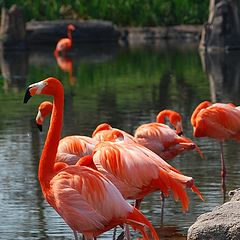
[22,25,240,239]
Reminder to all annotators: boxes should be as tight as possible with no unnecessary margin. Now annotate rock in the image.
[187,189,240,240]
[26,19,120,45]
[119,25,202,45]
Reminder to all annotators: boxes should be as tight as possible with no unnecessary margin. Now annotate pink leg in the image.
[220,141,226,201]
[134,198,143,209]
[160,192,165,226]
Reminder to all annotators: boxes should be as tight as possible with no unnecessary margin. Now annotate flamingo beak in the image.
[177,131,183,136]
[24,87,32,103]
[36,123,43,132]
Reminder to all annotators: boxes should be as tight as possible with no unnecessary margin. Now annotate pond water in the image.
[0,41,240,239]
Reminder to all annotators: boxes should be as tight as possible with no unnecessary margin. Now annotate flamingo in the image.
[54,24,75,57]
[134,110,204,161]
[92,129,204,212]
[36,101,97,165]
[191,100,240,196]
[24,77,159,240]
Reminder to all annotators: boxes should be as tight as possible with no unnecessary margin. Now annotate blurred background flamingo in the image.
[54,24,75,57]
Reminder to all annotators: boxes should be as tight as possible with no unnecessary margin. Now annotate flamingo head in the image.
[92,123,112,137]
[24,77,64,103]
[67,24,75,31]
[35,101,53,132]
[169,113,183,135]
[104,130,124,142]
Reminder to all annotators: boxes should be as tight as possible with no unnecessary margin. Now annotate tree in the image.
[199,0,240,51]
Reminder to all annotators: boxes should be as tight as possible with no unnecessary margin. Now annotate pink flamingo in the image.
[191,101,240,196]
[54,24,75,57]
[134,109,203,161]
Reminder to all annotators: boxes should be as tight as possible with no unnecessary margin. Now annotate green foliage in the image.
[1,0,209,26]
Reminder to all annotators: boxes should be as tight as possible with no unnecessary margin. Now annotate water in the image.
[1,41,240,239]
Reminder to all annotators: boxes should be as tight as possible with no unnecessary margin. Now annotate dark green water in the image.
[0,41,240,239]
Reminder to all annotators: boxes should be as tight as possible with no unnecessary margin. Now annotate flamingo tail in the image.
[126,208,159,240]
[156,167,204,211]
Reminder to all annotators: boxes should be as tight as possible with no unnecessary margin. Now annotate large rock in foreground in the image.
[187,189,240,240]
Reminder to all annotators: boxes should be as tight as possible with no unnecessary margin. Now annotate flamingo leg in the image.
[73,230,78,240]
[82,236,96,240]
[134,198,143,209]
[113,226,117,240]
[160,192,165,226]
[124,224,131,240]
[220,141,226,201]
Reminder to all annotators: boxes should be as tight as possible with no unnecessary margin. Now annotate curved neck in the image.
[156,110,173,123]
[191,101,211,126]
[67,30,73,45]
[38,89,64,190]
[156,110,183,134]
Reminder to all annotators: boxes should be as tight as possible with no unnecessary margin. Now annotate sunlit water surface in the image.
[0,42,240,239]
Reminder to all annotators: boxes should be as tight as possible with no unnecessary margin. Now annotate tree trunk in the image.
[0,5,26,48]
[199,0,240,51]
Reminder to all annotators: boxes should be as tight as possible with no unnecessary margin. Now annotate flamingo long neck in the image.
[38,90,64,190]
[67,29,73,47]
[191,101,211,126]
[156,110,172,124]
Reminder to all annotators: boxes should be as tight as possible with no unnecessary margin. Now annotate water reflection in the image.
[199,50,240,103]
[0,42,240,239]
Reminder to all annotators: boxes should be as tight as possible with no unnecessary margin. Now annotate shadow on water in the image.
[199,50,240,103]
[1,41,240,239]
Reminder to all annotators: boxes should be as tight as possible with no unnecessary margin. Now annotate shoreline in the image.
[1,19,203,48]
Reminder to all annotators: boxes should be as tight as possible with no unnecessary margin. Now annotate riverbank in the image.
[1,19,202,49]
[26,20,202,46]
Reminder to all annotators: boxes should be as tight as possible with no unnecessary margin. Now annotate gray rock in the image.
[187,189,240,240]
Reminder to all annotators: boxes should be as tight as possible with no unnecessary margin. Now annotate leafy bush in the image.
[0,0,209,26]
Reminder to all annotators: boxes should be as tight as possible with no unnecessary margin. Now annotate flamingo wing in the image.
[134,123,201,160]
[56,136,97,165]
[92,141,203,210]
[49,166,132,236]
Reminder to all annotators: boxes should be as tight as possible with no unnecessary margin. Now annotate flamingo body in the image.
[191,101,240,141]
[93,140,203,211]
[134,110,203,160]
[56,135,97,165]
[134,122,198,160]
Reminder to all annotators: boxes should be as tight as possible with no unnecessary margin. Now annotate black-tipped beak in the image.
[177,131,183,136]
[24,87,32,103]
[36,123,43,132]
